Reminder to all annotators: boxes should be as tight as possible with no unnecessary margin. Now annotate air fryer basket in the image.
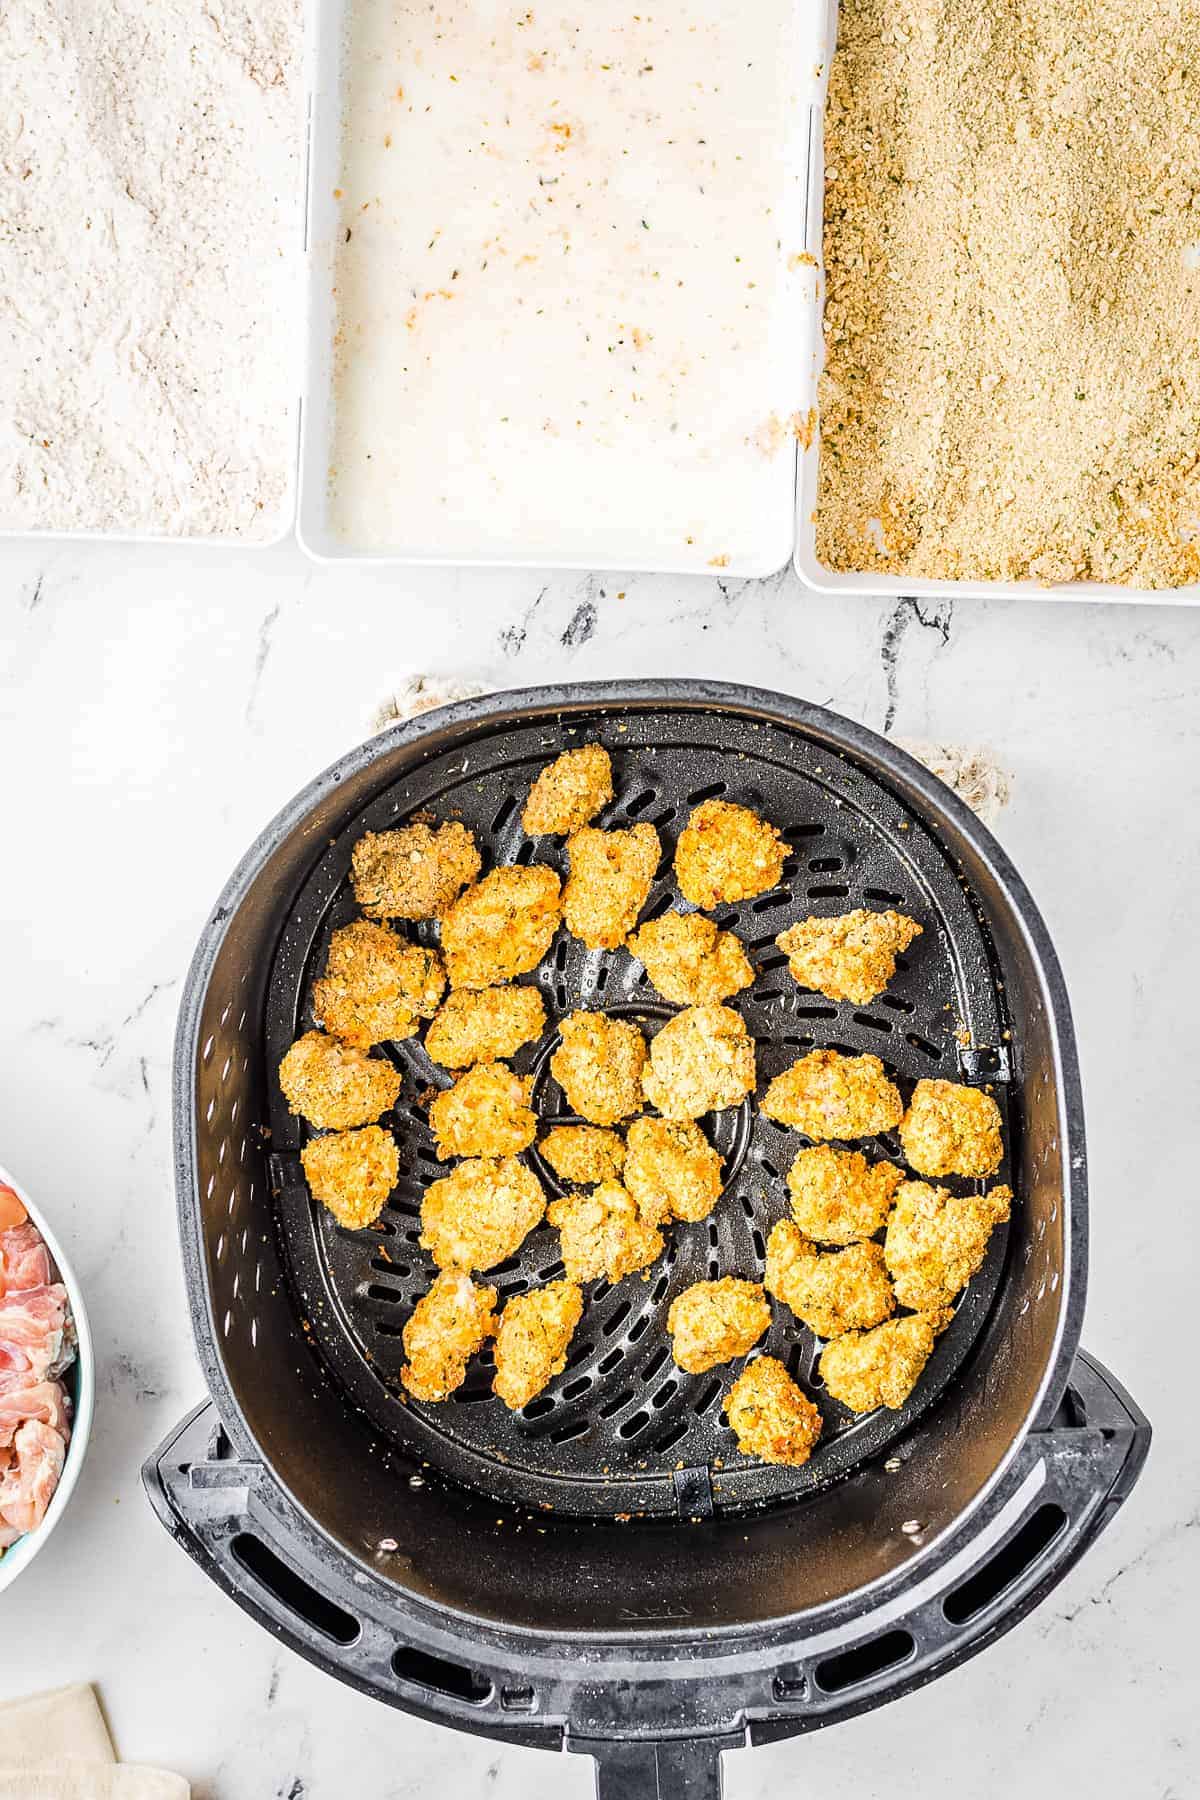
[145,683,1149,1797]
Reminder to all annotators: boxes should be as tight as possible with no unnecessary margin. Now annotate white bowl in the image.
[0,1164,95,1596]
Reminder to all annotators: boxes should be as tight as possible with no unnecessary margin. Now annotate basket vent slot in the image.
[814,1628,914,1694]
[942,1503,1067,1624]
[231,1534,359,1646]
[391,1644,493,1705]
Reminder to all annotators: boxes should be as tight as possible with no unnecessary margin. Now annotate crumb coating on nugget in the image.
[627,910,754,1006]
[301,1125,399,1229]
[667,1279,770,1373]
[313,920,444,1048]
[429,1063,537,1159]
[819,1311,952,1413]
[441,865,562,989]
[642,1004,755,1120]
[424,984,546,1068]
[674,800,785,909]
[884,1180,1012,1309]
[351,821,480,920]
[623,1117,723,1224]
[761,1049,902,1140]
[279,1030,402,1130]
[725,1356,822,1466]
[401,1271,498,1401]
[539,1125,626,1184]
[786,1145,903,1243]
[776,908,922,1006]
[898,1079,1004,1178]
[547,1181,664,1283]
[493,1281,584,1409]
[522,744,614,836]
[550,1011,646,1125]
[563,824,660,950]
[765,1222,895,1338]
[420,1157,547,1272]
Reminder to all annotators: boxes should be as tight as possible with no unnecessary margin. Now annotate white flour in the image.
[0,0,302,540]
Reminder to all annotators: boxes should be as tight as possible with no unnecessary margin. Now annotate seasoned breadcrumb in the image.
[642,1004,755,1120]
[898,1079,1004,1178]
[312,920,445,1048]
[884,1180,1012,1310]
[786,1144,904,1243]
[401,1270,498,1401]
[278,1030,402,1130]
[819,1310,952,1413]
[441,865,562,989]
[667,1279,770,1374]
[627,910,754,1006]
[351,821,481,920]
[301,1125,399,1229]
[428,1063,537,1159]
[493,1280,584,1409]
[724,1356,823,1467]
[550,1011,647,1125]
[775,909,922,1005]
[761,1049,902,1140]
[522,744,614,836]
[424,984,546,1068]
[765,1221,895,1338]
[539,1125,626,1184]
[547,1181,664,1283]
[563,824,660,950]
[623,1117,723,1225]
[419,1157,547,1271]
[674,799,785,909]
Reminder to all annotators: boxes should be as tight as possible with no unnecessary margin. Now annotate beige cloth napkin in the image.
[0,1685,187,1798]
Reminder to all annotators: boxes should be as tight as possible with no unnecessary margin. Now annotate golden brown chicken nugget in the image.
[301,1126,399,1229]
[627,909,754,1007]
[898,1079,1004,1179]
[424,984,547,1069]
[550,1011,646,1126]
[724,1356,822,1466]
[667,1279,770,1374]
[401,1271,499,1401]
[547,1181,664,1284]
[279,1030,402,1130]
[522,744,614,836]
[419,1157,547,1272]
[312,920,445,1049]
[351,821,481,920]
[642,1004,755,1121]
[623,1117,723,1225]
[492,1280,584,1409]
[563,824,660,950]
[674,799,785,909]
[786,1145,903,1243]
[441,865,562,989]
[884,1180,1012,1310]
[819,1310,953,1413]
[429,1063,537,1159]
[539,1125,626,1185]
[765,1221,895,1338]
[761,1049,902,1140]
[775,909,922,1006]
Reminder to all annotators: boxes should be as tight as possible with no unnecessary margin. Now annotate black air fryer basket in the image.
[145,682,1149,1797]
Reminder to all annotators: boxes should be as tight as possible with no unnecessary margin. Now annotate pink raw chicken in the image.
[0,1418,67,1542]
[0,1223,51,1296]
[0,1379,71,1449]
[0,1284,70,1381]
[0,1215,77,1547]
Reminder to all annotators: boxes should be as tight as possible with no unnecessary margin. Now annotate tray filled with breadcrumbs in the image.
[793,0,1200,601]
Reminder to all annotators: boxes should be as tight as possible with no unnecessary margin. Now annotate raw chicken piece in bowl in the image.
[0,1167,94,1592]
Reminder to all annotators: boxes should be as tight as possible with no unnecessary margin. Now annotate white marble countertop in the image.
[1,538,1196,1799]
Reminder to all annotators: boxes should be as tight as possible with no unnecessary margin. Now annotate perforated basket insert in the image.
[262,711,1014,1518]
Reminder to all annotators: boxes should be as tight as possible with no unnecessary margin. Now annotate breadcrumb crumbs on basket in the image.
[815,0,1200,588]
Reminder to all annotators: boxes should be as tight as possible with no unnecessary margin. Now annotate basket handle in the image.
[582,1738,728,1799]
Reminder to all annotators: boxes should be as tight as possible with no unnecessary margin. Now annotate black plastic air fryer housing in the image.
[144,683,1150,1798]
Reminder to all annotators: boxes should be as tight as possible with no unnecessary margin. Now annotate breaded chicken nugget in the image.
[550,1011,646,1125]
[351,821,481,920]
[674,799,785,909]
[547,1181,664,1283]
[642,1004,755,1121]
[623,1117,723,1224]
[441,865,562,989]
[401,1270,498,1401]
[312,920,445,1048]
[539,1125,626,1185]
[765,1222,895,1338]
[429,1063,537,1159]
[898,1079,1004,1179]
[667,1279,770,1374]
[420,1157,547,1271]
[786,1145,903,1244]
[819,1310,952,1413]
[522,744,614,836]
[301,1125,399,1229]
[761,1049,902,1140]
[279,1030,402,1130]
[424,984,547,1068]
[775,909,922,1006]
[492,1280,584,1409]
[884,1180,1012,1310]
[627,910,754,1006]
[563,824,660,950]
[725,1356,822,1466]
